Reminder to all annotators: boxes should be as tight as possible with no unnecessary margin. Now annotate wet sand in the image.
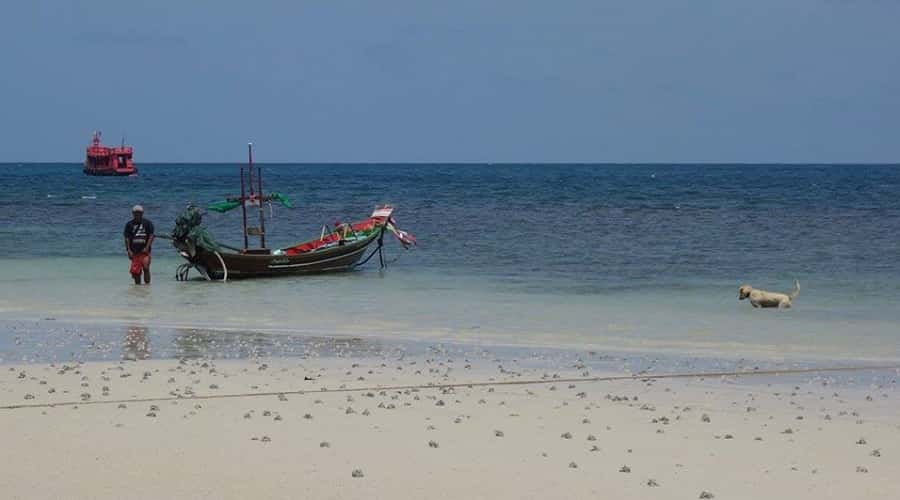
[1,352,898,499]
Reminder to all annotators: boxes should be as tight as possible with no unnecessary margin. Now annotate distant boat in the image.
[84,131,137,176]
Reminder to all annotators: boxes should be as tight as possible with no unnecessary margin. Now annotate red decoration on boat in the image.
[84,131,137,176]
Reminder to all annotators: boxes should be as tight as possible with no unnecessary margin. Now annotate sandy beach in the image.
[2,349,898,499]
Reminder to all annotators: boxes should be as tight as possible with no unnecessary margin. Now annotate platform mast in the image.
[239,143,267,251]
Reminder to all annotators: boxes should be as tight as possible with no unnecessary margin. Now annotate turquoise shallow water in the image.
[1,164,900,361]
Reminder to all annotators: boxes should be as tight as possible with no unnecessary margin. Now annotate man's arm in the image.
[124,223,133,258]
[142,221,155,253]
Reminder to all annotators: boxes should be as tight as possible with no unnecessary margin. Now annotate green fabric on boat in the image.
[207,199,241,213]
[171,205,222,253]
[269,192,293,208]
[207,193,292,213]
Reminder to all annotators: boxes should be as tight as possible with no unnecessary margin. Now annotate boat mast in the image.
[247,143,265,249]
[240,144,250,250]
[257,161,266,249]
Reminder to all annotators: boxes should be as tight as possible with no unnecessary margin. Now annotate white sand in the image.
[1,355,898,499]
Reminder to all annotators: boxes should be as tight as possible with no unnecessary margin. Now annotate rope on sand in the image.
[1,364,897,411]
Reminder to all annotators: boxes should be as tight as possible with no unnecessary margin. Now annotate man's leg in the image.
[130,253,142,284]
[142,254,152,284]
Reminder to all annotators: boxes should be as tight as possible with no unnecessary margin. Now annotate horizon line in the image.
[2,161,900,167]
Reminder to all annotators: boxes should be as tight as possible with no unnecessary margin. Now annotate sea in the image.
[1,163,900,364]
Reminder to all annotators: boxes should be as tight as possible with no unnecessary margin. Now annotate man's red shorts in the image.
[130,253,149,275]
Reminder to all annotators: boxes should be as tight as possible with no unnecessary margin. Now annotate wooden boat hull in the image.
[83,168,137,176]
[184,231,380,280]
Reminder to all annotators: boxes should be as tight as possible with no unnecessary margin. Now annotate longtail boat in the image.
[170,144,415,281]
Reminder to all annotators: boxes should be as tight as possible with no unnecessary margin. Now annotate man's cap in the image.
[132,205,144,213]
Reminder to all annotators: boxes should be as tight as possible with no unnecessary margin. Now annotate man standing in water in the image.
[124,205,154,284]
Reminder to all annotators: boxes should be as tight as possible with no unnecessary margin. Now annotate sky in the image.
[1,0,898,163]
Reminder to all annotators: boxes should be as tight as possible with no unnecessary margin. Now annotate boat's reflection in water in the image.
[122,325,151,360]
[169,328,389,360]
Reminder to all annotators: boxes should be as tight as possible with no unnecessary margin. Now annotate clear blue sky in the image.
[1,1,898,163]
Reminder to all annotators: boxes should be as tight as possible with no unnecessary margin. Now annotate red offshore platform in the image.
[84,131,137,176]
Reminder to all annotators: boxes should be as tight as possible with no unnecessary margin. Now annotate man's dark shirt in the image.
[124,219,154,254]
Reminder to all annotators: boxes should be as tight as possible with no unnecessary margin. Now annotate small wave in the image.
[81,195,97,200]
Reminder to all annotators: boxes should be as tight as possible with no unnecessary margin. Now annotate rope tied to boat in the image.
[214,251,227,282]
[354,224,388,269]
[175,251,227,282]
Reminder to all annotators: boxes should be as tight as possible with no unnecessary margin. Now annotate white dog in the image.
[738,280,800,309]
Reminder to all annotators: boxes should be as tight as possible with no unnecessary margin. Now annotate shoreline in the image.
[4,316,900,366]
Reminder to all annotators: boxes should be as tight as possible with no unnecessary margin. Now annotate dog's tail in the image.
[789,279,800,300]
